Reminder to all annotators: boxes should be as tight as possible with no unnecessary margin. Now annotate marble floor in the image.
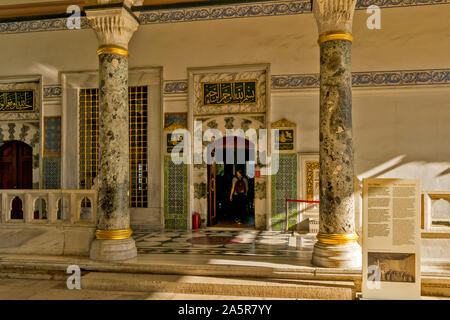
[132,229,317,259]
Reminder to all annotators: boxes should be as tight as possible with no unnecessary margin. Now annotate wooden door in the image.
[0,141,33,189]
[207,150,216,226]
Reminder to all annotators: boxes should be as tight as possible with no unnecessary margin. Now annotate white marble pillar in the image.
[86,4,139,261]
[311,0,362,268]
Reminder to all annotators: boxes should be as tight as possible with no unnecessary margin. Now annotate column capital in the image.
[86,6,140,50]
[312,0,357,35]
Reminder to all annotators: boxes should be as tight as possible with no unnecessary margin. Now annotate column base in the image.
[89,238,137,262]
[312,241,362,268]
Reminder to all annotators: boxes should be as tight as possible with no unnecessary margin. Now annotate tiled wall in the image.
[271,153,297,231]
[43,116,61,189]
[164,156,188,229]
[43,158,61,189]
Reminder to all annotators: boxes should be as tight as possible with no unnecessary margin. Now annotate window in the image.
[129,86,149,208]
[79,88,98,190]
[79,87,148,208]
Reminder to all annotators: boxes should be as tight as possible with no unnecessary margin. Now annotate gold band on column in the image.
[316,232,359,245]
[95,228,133,240]
[97,45,129,57]
[318,31,354,45]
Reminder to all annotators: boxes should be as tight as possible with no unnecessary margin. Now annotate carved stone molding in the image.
[271,118,296,128]
[86,6,140,49]
[312,0,357,35]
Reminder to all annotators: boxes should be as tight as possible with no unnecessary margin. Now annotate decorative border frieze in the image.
[0,0,449,34]
[272,69,450,90]
[356,0,449,8]
[0,17,90,35]
[163,80,188,95]
[139,0,450,25]
[37,69,450,101]
[139,0,311,25]
[272,74,320,90]
[163,68,450,94]
[43,86,62,99]
[351,69,450,87]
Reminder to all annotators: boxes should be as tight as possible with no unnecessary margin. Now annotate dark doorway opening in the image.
[0,140,33,220]
[207,137,255,228]
[0,140,33,190]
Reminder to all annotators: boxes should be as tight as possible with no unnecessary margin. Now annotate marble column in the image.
[311,0,362,268]
[86,4,139,261]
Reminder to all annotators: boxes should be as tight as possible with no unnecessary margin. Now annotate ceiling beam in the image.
[0,1,94,19]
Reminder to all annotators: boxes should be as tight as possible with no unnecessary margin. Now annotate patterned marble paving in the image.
[132,229,316,258]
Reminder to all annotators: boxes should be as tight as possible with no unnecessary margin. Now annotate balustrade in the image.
[0,189,97,226]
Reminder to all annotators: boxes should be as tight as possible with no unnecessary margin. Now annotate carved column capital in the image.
[86,6,140,50]
[312,0,357,35]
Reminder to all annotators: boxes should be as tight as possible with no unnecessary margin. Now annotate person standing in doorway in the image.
[229,169,248,224]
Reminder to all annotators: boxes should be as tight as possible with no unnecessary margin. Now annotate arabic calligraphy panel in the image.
[203,81,257,106]
[275,129,294,150]
[192,68,267,116]
[0,90,35,112]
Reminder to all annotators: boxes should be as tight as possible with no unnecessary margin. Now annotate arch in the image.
[33,197,47,220]
[431,198,450,220]
[10,196,23,220]
[80,197,92,220]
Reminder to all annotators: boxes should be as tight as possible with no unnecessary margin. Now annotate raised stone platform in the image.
[0,250,449,298]
[0,229,448,298]
[0,224,95,256]
[81,272,356,299]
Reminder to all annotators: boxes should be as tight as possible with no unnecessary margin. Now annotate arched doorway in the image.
[206,136,255,228]
[0,140,33,189]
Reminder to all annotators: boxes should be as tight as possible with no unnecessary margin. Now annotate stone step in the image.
[1,253,449,297]
[80,272,356,300]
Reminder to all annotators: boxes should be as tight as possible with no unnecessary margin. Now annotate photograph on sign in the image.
[367,252,415,283]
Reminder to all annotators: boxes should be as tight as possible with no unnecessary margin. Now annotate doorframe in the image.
[0,74,43,190]
[206,138,257,228]
[187,63,271,230]
[207,150,216,226]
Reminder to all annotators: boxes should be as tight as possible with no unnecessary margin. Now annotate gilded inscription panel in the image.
[202,81,257,106]
[0,90,35,112]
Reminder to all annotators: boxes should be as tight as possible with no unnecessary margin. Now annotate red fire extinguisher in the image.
[192,212,200,230]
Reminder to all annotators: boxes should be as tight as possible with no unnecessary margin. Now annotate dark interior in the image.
[208,144,255,228]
